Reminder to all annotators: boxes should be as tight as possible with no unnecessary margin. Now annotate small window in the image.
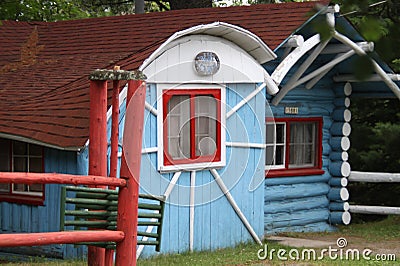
[162,89,222,169]
[265,117,323,177]
[0,139,45,205]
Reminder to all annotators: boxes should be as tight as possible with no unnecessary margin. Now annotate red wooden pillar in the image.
[89,79,108,266]
[105,79,120,265]
[115,80,146,266]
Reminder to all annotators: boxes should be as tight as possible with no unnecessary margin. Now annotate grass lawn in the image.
[1,216,399,265]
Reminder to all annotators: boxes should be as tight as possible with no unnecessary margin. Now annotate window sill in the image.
[0,194,45,206]
[265,168,325,178]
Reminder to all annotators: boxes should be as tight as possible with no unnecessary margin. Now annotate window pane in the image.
[195,95,217,157]
[266,124,275,144]
[29,158,43,173]
[29,144,42,156]
[289,122,317,168]
[266,146,274,165]
[276,124,285,144]
[13,141,27,155]
[13,184,28,192]
[14,157,27,172]
[167,95,190,159]
[0,184,9,192]
[275,145,285,165]
[29,184,44,192]
[0,138,10,171]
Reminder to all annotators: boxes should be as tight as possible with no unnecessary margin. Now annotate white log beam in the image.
[271,38,330,105]
[320,41,374,54]
[349,171,400,183]
[271,34,321,85]
[333,30,400,99]
[333,73,400,82]
[349,205,400,215]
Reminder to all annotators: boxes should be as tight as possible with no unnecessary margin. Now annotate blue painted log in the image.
[332,108,351,122]
[330,136,350,151]
[333,97,351,108]
[264,172,331,186]
[264,208,329,229]
[264,183,330,201]
[328,188,349,201]
[329,151,348,161]
[264,195,329,214]
[322,143,331,156]
[329,177,348,187]
[333,82,352,96]
[323,116,333,129]
[330,122,351,136]
[329,161,351,177]
[266,221,335,233]
[329,211,351,225]
[329,202,350,211]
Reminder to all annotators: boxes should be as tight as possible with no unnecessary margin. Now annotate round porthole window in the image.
[194,52,220,76]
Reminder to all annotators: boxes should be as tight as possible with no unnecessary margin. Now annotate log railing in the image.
[348,171,400,215]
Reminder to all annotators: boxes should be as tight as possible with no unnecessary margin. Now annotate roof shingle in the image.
[0,2,326,150]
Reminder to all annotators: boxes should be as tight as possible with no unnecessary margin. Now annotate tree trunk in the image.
[168,0,212,10]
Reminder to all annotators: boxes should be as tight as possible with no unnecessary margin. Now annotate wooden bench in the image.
[60,186,165,251]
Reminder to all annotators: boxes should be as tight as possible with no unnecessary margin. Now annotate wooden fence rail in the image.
[348,171,400,216]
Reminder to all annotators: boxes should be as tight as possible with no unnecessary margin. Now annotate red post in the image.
[115,80,146,266]
[89,79,108,266]
[105,79,120,266]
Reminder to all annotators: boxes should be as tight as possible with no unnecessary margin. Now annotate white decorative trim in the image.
[226,142,266,149]
[145,101,158,116]
[210,169,262,245]
[226,83,266,119]
[189,171,196,252]
[141,147,158,154]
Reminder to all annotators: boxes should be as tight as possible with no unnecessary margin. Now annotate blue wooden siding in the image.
[113,83,265,257]
[262,40,354,233]
[0,148,86,259]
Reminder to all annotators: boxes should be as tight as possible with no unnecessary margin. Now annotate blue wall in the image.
[0,148,87,259]
[115,83,266,257]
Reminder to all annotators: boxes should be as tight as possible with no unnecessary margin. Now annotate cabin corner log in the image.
[89,69,146,81]
[0,230,125,247]
[329,202,350,211]
[329,177,348,187]
[349,171,400,183]
[0,172,126,187]
[328,187,349,201]
[329,211,351,225]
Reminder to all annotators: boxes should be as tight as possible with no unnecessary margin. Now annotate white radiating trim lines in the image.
[226,142,266,149]
[226,83,266,119]
[145,101,158,116]
[189,171,196,252]
[141,147,158,154]
[136,171,182,258]
[209,169,262,245]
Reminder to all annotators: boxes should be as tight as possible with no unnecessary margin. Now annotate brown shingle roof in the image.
[0,2,326,150]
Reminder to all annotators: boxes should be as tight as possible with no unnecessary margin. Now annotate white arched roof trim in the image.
[139,21,277,71]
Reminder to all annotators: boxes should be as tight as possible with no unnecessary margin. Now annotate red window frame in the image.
[163,89,222,166]
[265,117,324,178]
[0,139,45,205]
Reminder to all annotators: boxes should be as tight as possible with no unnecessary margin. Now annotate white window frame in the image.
[157,84,226,172]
